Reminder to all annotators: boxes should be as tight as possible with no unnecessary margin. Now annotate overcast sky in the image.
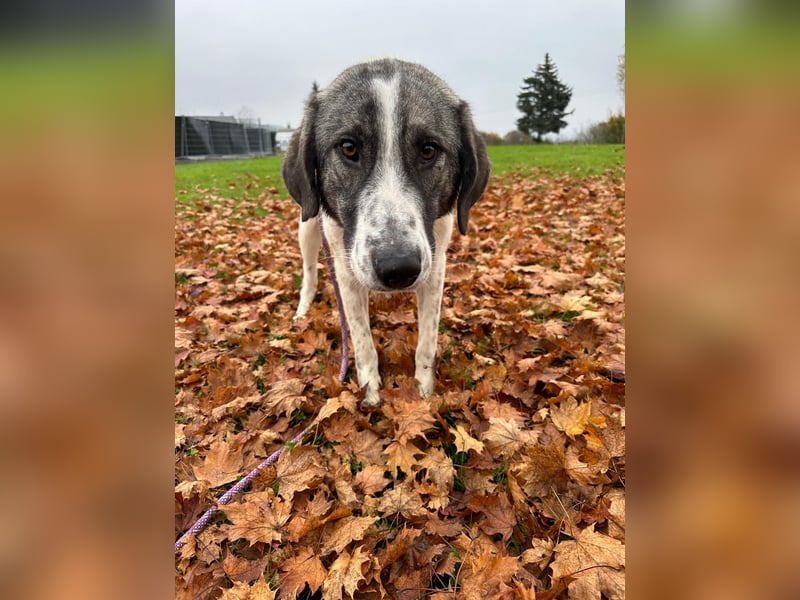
[175,0,624,139]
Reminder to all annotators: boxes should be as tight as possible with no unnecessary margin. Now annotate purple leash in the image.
[175,218,351,555]
[318,218,350,383]
[175,423,313,553]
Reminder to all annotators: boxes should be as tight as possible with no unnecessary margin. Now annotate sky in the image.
[175,0,624,140]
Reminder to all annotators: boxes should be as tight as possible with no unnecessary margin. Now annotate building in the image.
[175,115,280,160]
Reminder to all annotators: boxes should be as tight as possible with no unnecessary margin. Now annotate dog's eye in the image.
[340,140,359,161]
[419,143,437,163]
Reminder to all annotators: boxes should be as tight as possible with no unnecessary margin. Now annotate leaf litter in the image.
[175,169,625,599]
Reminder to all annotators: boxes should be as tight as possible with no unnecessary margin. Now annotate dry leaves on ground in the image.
[175,170,625,599]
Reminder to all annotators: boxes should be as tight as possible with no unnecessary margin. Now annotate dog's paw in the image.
[360,388,382,408]
[293,304,311,321]
[415,368,434,398]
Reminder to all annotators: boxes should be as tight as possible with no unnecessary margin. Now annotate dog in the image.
[282,58,490,407]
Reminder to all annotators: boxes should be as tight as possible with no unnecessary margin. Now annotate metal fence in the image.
[175,116,278,159]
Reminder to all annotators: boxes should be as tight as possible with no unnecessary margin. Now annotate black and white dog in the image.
[282,58,490,407]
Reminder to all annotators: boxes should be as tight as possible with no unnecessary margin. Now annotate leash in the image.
[176,217,351,555]
[175,422,313,553]
[319,217,350,383]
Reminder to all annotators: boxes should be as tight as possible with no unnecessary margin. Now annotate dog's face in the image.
[283,59,490,291]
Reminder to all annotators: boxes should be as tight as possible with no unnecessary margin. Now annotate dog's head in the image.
[282,58,490,291]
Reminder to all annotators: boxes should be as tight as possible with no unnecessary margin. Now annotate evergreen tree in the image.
[516,54,574,142]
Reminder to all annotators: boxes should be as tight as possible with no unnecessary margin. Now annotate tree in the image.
[503,130,533,145]
[516,53,574,143]
[576,113,625,144]
[480,131,504,146]
[617,52,625,100]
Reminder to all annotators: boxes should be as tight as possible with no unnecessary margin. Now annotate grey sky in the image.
[175,0,624,139]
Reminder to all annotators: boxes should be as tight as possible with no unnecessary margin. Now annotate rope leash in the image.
[175,423,313,553]
[175,216,350,555]
[319,217,350,382]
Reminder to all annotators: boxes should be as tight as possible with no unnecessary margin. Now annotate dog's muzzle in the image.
[371,246,422,289]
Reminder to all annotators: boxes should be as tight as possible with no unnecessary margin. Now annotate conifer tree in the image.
[516,54,574,142]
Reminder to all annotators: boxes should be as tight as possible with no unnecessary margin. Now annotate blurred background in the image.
[1,0,800,598]
[627,1,800,599]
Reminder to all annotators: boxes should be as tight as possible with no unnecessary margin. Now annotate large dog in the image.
[282,58,490,407]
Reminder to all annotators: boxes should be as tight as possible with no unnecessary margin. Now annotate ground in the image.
[175,145,625,599]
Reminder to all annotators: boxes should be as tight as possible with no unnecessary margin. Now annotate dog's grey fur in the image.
[282,58,490,406]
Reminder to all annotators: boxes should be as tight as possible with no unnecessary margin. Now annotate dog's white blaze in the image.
[372,75,400,178]
[349,74,432,290]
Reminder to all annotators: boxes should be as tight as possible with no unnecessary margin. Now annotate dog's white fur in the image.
[295,212,453,406]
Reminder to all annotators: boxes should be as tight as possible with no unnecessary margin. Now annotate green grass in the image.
[486,144,624,177]
[174,144,624,204]
[175,156,286,203]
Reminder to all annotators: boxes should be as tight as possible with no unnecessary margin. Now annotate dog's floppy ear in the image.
[282,91,320,221]
[456,101,491,235]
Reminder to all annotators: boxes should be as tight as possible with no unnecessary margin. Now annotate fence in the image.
[175,116,278,159]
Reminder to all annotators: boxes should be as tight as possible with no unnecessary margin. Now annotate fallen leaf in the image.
[192,440,244,488]
[451,423,485,454]
[222,492,291,546]
[319,516,376,556]
[262,378,306,416]
[274,446,326,501]
[391,399,437,444]
[218,578,276,600]
[279,546,327,598]
[321,546,370,600]
[378,482,427,518]
[223,552,270,584]
[482,417,538,457]
[550,525,625,600]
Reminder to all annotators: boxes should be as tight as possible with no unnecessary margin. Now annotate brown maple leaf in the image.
[274,446,326,502]
[550,525,624,600]
[279,546,327,599]
[262,377,306,416]
[605,489,625,541]
[354,464,390,496]
[564,444,610,486]
[451,423,485,454]
[385,440,423,475]
[468,492,515,541]
[321,545,370,600]
[416,448,454,510]
[319,516,376,556]
[482,416,538,457]
[550,397,606,439]
[223,551,270,584]
[218,577,276,600]
[380,526,422,569]
[222,491,291,546]
[460,550,519,599]
[521,536,556,570]
[192,440,244,488]
[377,482,427,519]
[511,443,568,498]
[390,399,437,445]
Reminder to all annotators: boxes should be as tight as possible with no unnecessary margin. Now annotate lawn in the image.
[487,144,624,177]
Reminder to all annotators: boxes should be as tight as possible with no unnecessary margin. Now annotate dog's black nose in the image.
[373,248,421,289]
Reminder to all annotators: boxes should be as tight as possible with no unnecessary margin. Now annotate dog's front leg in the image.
[339,276,381,407]
[294,216,321,319]
[415,214,454,397]
[322,217,382,407]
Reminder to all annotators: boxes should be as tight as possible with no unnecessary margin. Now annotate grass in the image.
[174,144,624,204]
[175,156,286,204]
[487,144,624,177]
